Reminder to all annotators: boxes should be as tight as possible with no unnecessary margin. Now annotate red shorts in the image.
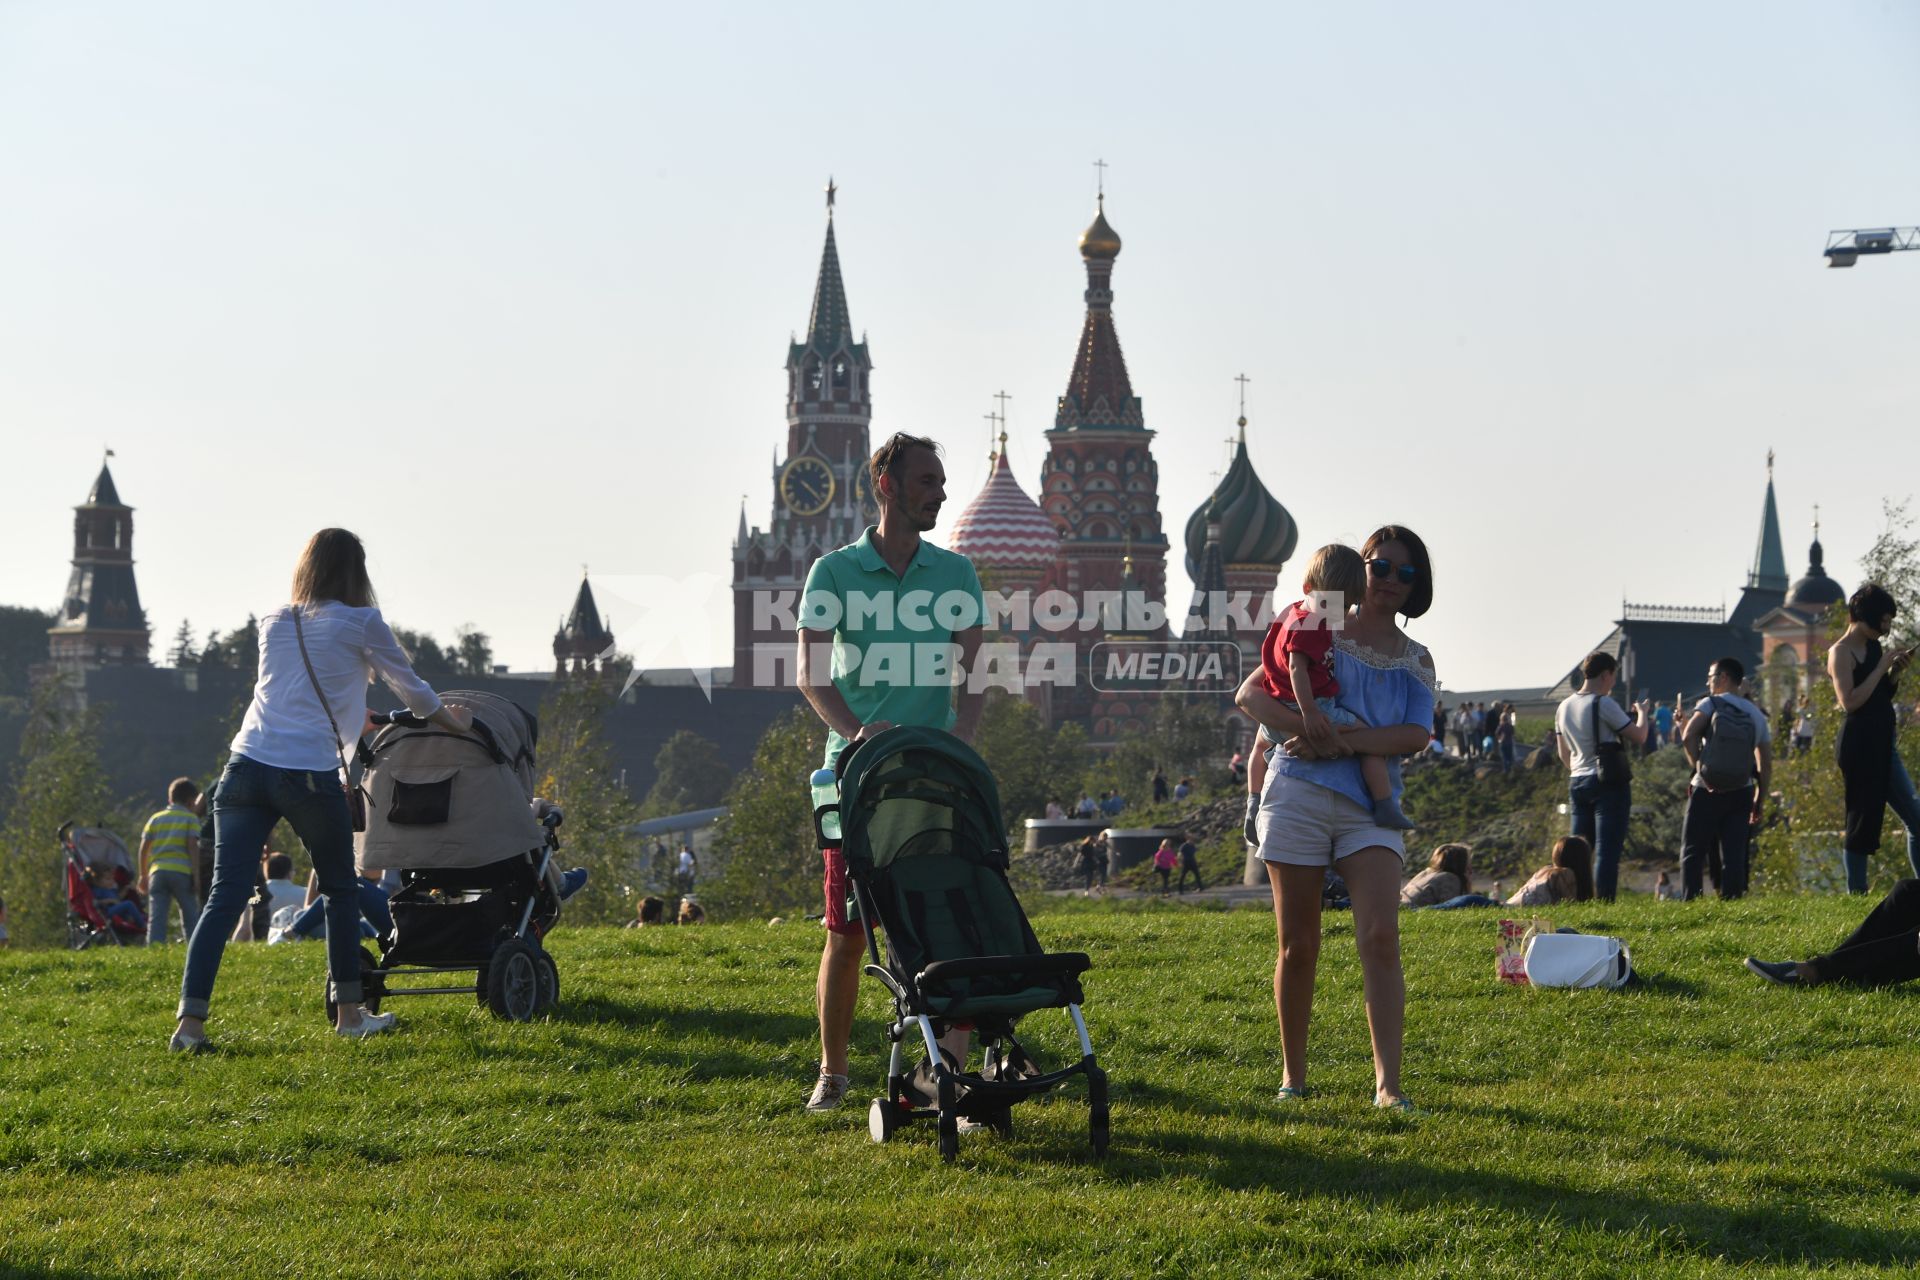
[821,845,863,936]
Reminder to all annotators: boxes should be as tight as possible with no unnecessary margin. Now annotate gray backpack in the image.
[1697,697,1758,791]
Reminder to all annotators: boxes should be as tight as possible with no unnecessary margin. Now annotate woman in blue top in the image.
[1236,525,1437,1113]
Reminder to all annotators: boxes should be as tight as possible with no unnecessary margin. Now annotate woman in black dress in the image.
[1830,584,1914,893]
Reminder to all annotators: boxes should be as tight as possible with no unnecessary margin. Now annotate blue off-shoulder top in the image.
[1271,634,1437,813]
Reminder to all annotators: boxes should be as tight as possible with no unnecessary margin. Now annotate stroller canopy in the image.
[837,726,1007,876]
[357,689,545,871]
[66,827,134,877]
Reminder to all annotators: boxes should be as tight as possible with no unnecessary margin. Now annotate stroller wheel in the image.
[533,950,559,1011]
[988,1108,1013,1139]
[867,1098,901,1144]
[485,939,541,1022]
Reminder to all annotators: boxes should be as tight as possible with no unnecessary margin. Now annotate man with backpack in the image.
[1679,657,1772,900]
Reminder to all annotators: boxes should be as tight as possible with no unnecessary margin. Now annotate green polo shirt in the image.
[800,527,985,769]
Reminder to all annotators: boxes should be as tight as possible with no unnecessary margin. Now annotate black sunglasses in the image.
[1367,558,1418,585]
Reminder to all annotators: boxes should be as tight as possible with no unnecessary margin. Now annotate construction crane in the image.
[1824,227,1918,268]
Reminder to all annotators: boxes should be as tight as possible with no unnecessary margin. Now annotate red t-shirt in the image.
[1260,599,1340,705]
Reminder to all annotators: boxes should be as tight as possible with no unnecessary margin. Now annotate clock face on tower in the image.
[779,456,835,516]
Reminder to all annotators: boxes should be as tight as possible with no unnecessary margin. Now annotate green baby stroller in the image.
[825,725,1109,1162]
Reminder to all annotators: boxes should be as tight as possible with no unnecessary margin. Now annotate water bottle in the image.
[810,767,842,843]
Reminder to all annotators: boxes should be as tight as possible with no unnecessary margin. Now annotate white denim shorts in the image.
[1257,770,1406,867]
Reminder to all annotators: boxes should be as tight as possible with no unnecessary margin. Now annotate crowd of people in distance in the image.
[1438,701,1520,769]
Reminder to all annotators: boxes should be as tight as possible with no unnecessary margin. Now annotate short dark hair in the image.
[1581,651,1618,680]
[1850,583,1898,627]
[1711,656,1745,684]
[265,852,293,880]
[1359,525,1432,619]
[869,432,941,499]
[168,777,199,805]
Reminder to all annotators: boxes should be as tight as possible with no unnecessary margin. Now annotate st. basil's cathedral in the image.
[729,185,1299,745]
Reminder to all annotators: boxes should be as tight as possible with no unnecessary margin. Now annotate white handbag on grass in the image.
[1524,932,1632,989]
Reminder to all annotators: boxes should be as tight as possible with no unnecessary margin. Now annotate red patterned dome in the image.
[949,449,1059,570]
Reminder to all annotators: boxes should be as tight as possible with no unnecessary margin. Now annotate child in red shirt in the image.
[1259,544,1415,831]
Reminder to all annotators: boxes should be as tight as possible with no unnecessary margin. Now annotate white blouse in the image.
[230,602,443,773]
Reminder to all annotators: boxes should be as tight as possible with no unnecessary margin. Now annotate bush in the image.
[535,679,646,926]
[706,708,827,920]
[0,684,113,948]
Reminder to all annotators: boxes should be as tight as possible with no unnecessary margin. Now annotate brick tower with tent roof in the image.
[554,572,617,678]
[48,459,151,676]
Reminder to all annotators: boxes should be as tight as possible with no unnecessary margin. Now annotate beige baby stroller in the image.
[330,690,570,1023]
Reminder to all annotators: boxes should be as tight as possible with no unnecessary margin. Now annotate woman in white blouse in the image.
[173,529,471,1050]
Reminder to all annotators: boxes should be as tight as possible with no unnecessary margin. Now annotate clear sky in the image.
[2,1,1916,693]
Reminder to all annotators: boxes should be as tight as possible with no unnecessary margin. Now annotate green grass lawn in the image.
[4,897,1918,1279]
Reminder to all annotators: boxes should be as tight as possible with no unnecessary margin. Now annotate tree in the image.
[0,683,114,947]
[168,619,199,668]
[453,625,494,677]
[707,708,826,919]
[972,691,1088,831]
[199,615,259,674]
[391,628,455,675]
[641,731,732,817]
[1098,696,1233,802]
[534,678,644,925]
[1859,498,1920,653]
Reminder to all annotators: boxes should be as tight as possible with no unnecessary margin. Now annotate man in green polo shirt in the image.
[797,432,984,1113]
[139,777,202,945]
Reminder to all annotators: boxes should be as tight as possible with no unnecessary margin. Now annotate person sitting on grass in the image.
[1401,843,1473,908]
[678,899,706,925]
[626,896,666,927]
[1746,879,1920,986]
[1256,543,1416,832]
[287,868,391,944]
[1501,835,1596,906]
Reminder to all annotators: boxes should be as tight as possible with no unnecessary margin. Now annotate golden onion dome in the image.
[1079,196,1122,259]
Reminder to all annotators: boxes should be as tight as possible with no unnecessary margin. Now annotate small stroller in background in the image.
[335,690,568,1024]
[825,726,1109,1162]
[62,822,143,949]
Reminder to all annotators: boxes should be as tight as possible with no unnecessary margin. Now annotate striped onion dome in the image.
[949,448,1059,570]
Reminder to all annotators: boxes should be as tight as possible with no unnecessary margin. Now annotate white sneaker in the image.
[335,1011,397,1039]
[805,1072,850,1112]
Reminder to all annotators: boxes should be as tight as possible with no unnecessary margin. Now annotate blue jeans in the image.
[290,877,392,942]
[147,869,200,945]
[1427,893,1501,909]
[1844,747,1920,893]
[1569,773,1631,901]
[180,755,364,1019]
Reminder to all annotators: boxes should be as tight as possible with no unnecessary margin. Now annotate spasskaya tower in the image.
[731,182,878,687]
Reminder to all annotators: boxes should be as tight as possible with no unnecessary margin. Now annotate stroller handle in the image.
[370,710,432,728]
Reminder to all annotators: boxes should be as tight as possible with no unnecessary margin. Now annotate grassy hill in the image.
[3,898,1917,1278]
